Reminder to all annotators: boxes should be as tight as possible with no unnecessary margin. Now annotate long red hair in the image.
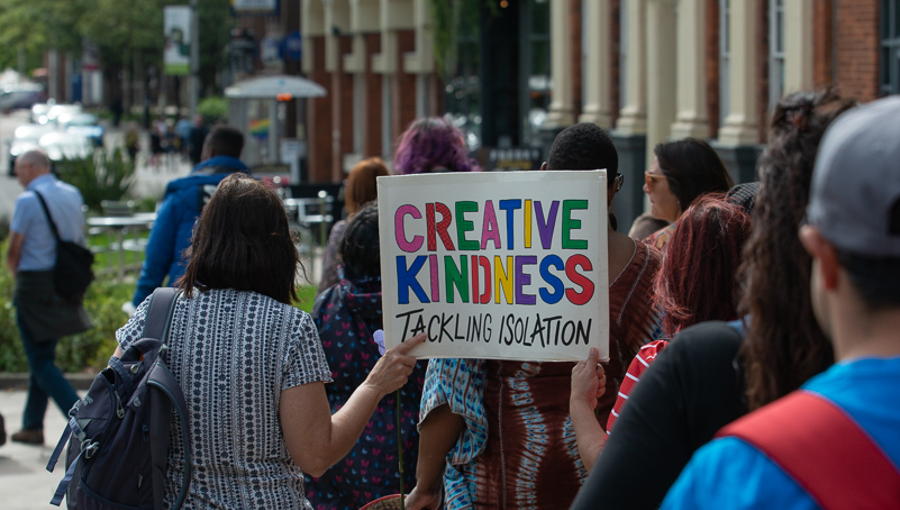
[654,194,751,337]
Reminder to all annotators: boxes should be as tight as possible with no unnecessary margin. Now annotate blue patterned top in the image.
[118,288,332,510]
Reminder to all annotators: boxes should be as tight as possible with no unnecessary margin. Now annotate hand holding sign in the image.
[570,347,607,410]
[364,332,426,398]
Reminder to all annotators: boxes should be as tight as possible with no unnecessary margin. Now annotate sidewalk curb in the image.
[0,372,96,391]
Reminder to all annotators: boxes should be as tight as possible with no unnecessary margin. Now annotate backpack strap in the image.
[148,362,192,510]
[718,390,900,510]
[143,287,192,510]
[142,287,179,340]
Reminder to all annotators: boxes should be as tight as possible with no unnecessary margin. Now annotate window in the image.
[520,0,551,146]
[881,0,900,95]
[769,0,785,104]
[443,0,481,150]
[720,0,730,125]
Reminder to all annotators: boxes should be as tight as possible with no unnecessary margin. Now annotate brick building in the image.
[297,0,899,228]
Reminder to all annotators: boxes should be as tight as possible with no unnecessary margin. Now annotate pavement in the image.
[0,387,85,509]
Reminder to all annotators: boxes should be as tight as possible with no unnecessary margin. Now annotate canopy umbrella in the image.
[224,75,326,99]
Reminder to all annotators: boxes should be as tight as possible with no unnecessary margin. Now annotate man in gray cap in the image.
[659,96,900,509]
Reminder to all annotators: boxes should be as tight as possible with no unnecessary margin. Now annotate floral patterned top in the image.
[117,288,332,510]
[305,273,428,510]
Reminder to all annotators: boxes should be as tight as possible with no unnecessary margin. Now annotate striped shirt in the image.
[606,339,670,434]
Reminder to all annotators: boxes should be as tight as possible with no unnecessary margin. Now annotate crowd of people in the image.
[4,89,900,509]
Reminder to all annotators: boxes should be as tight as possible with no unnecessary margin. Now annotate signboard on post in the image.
[378,171,609,362]
[163,6,191,75]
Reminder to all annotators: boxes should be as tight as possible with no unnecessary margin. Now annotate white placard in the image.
[378,171,609,362]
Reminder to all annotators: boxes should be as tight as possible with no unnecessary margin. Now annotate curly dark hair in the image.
[339,201,381,282]
[737,89,856,411]
[546,122,619,181]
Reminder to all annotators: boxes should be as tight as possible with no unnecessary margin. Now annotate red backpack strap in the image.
[718,390,900,510]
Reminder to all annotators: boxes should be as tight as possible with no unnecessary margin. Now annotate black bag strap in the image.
[33,191,62,241]
[149,363,192,510]
[142,287,191,510]
[142,287,178,341]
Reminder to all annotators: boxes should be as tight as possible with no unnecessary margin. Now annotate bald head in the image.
[15,149,52,187]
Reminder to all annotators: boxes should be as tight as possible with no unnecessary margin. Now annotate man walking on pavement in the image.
[6,149,92,446]
[661,96,900,508]
[130,125,250,308]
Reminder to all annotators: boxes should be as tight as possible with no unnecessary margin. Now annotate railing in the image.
[87,202,156,282]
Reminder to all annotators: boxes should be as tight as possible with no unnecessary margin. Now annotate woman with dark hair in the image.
[393,117,479,175]
[571,194,752,470]
[317,157,390,296]
[306,202,428,509]
[638,138,734,249]
[569,89,856,510]
[736,92,856,412]
[113,175,423,510]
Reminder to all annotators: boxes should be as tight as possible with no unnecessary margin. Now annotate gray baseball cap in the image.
[806,96,900,257]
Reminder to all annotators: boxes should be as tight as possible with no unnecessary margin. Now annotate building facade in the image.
[300,0,899,228]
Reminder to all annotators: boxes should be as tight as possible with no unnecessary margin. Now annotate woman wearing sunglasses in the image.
[637,138,734,250]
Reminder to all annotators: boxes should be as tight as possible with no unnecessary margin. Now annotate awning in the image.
[224,75,326,99]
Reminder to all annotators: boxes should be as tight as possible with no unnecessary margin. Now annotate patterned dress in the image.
[305,274,428,510]
[420,242,663,510]
[117,289,332,510]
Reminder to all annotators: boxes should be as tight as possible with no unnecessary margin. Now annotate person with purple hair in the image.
[393,117,480,175]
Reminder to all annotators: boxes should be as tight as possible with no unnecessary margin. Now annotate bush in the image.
[198,96,229,124]
[56,148,136,212]
[0,236,319,374]
[0,239,133,373]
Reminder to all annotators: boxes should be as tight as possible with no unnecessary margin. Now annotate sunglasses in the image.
[613,173,624,192]
[644,171,666,188]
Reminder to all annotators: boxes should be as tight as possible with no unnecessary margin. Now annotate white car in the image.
[7,123,60,176]
[39,131,94,163]
[59,112,104,147]
[43,103,83,125]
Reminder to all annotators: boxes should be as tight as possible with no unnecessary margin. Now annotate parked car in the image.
[59,112,104,147]
[0,83,46,114]
[7,123,60,176]
[43,103,83,125]
[31,101,55,124]
[39,131,94,163]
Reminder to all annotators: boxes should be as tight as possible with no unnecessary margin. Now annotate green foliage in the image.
[0,238,132,372]
[56,148,136,212]
[198,96,228,124]
[0,0,234,95]
[0,214,9,243]
[427,0,486,79]
[0,236,318,373]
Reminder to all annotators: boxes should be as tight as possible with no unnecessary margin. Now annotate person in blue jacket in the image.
[131,125,249,307]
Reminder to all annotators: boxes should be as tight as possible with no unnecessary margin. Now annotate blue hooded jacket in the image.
[131,156,249,306]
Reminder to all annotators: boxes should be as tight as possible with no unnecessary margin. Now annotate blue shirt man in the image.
[131,126,250,307]
[6,149,88,445]
[662,96,900,509]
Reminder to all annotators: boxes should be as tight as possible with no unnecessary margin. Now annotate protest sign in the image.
[378,170,609,362]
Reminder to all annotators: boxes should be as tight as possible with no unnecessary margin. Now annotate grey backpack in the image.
[47,287,192,510]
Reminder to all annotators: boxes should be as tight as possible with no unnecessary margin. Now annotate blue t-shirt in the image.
[661,356,900,509]
[10,173,86,271]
